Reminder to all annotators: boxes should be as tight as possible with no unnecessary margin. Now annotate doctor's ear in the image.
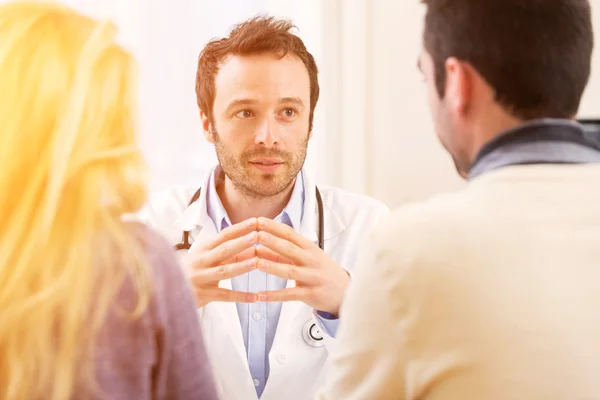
[200,110,215,144]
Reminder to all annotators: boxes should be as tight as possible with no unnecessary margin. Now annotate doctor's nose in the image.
[254,118,280,147]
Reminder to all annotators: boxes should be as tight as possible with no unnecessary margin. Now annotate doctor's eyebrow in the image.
[278,97,305,108]
[225,98,259,113]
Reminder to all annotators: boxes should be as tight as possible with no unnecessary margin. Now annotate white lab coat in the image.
[138,169,390,400]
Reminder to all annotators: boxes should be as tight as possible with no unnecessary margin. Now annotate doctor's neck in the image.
[216,173,295,225]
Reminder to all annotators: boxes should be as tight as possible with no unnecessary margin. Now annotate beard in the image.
[433,101,471,178]
[213,130,309,198]
[438,131,470,178]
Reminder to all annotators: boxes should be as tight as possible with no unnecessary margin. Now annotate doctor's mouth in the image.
[249,158,285,173]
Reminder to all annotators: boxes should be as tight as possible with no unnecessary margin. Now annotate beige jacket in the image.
[317,164,600,400]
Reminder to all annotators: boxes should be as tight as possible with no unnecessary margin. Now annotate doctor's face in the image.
[203,53,311,198]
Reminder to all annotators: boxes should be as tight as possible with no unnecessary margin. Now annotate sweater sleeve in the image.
[143,224,219,400]
[92,223,219,400]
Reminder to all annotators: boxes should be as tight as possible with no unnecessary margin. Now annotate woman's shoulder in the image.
[90,221,207,398]
[122,221,183,290]
[123,220,173,260]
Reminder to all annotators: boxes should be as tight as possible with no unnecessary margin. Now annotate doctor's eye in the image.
[235,110,254,119]
[280,108,297,118]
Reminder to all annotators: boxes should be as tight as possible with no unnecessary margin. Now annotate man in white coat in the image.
[138,16,389,400]
[317,0,600,399]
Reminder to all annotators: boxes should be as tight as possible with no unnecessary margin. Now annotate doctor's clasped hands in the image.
[255,217,350,316]
[182,217,259,307]
[183,216,349,314]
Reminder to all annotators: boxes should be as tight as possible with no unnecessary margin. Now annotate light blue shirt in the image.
[206,167,339,397]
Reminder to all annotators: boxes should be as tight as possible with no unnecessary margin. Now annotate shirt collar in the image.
[281,169,304,229]
[206,166,231,231]
[206,165,305,232]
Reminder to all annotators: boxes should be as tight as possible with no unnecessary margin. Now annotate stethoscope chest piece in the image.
[302,319,325,348]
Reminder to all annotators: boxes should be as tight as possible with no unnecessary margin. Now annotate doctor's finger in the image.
[199,217,258,251]
[257,287,309,303]
[255,245,294,265]
[257,231,306,265]
[199,288,258,303]
[257,259,320,284]
[203,231,258,266]
[190,257,258,284]
[224,247,256,265]
[257,217,315,249]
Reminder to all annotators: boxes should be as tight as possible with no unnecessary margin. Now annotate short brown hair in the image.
[422,0,594,120]
[195,15,320,130]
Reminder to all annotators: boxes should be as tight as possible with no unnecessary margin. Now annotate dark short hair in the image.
[421,0,594,120]
[196,15,320,131]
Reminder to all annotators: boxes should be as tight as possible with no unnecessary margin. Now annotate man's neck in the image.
[216,172,296,225]
[467,113,524,168]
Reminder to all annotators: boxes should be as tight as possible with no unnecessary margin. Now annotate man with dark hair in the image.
[139,16,389,400]
[318,1,600,398]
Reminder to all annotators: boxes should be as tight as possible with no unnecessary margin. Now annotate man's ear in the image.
[444,57,473,117]
[200,110,215,144]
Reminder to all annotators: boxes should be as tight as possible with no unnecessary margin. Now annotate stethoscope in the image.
[302,318,325,347]
[174,186,327,347]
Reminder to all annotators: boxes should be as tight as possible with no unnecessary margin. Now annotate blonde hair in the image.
[0,2,150,399]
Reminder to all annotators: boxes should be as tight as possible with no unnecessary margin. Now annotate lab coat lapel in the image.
[191,218,248,368]
[299,170,319,245]
[299,171,346,244]
[270,279,305,345]
[178,170,250,386]
[194,218,256,397]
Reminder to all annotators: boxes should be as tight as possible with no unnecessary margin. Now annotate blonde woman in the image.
[0,2,218,399]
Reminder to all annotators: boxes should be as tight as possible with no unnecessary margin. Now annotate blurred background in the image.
[38,0,600,207]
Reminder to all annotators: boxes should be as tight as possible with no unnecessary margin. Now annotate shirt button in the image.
[253,378,260,387]
[253,312,262,321]
[277,353,287,364]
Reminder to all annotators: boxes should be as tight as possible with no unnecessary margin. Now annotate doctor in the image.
[138,16,390,400]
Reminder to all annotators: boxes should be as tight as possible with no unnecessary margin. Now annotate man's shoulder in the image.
[374,188,479,250]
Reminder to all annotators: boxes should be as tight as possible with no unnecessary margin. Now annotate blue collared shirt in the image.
[206,167,339,397]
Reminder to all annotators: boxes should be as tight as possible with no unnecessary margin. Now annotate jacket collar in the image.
[173,166,346,242]
[469,118,600,179]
